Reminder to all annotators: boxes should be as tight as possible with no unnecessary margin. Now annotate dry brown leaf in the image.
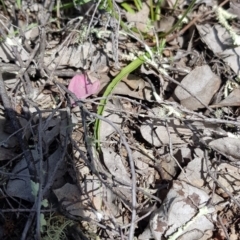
[229,0,240,17]
[122,73,146,91]
[210,88,240,107]
[32,92,54,108]
[53,181,103,221]
[197,24,240,76]
[100,100,123,142]
[53,179,121,225]
[6,147,66,202]
[132,150,149,171]
[173,65,221,110]
[113,81,153,100]
[140,118,192,147]
[208,163,240,197]
[125,3,150,33]
[102,147,131,184]
[6,156,35,202]
[148,180,214,240]
[196,24,232,54]
[154,16,175,33]
[44,43,95,70]
[178,156,225,206]
[101,147,133,204]
[222,47,240,76]
[209,137,240,161]
[0,38,29,63]
[160,154,179,180]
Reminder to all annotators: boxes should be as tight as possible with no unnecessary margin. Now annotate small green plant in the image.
[121,2,135,13]
[94,0,198,148]
[42,213,74,240]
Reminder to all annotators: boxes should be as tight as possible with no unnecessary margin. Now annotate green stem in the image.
[94,55,146,148]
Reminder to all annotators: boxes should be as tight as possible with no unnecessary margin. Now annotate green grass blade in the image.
[94,55,146,148]
[133,0,142,11]
[121,3,135,13]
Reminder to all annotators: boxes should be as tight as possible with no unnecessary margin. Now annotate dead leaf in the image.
[53,181,103,221]
[197,24,240,76]
[140,118,192,147]
[100,147,133,204]
[229,0,240,18]
[122,74,146,90]
[209,137,240,161]
[132,150,149,172]
[6,157,34,202]
[42,117,61,147]
[90,51,108,73]
[178,155,225,207]
[33,92,54,108]
[25,26,39,41]
[148,180,214,240]
[160,154,179,180]
[6,147,67,202]
[173,65,221,110]
[208,163,240,197]
[196,24,232,54]
[102,147,131,184]
[44,43,95,70]
[100,100,124,142]
[53,174,121,224]
[154,16,175,33]
[210,88,240,107]
[113,81,153,100]
[112,73,154,100]
[222,47,240,76]
[178,156,208,188]
[0,38,29,63]
[125,3,150,33]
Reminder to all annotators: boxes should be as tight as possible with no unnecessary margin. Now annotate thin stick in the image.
[204,149,240,208]
[217,215,230,240]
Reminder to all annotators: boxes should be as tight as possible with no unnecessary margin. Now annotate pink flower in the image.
[68,74,100,103]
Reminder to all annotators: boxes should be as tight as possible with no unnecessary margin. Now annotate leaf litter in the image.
[0,0,240,239]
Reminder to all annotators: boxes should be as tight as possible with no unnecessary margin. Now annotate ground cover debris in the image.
[0,0,240,239]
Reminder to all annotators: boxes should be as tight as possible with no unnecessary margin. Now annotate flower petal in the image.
[68,74,100,103]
